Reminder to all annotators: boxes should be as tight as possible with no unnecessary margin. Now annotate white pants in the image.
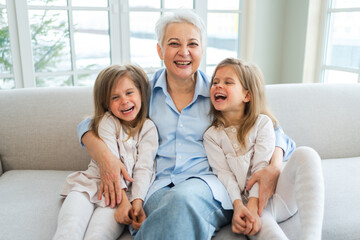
[53,191,124,240]
[250,147,324,240]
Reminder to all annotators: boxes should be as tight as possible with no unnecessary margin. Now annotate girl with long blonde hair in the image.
[54,64,158,239]
[204,58,324,239]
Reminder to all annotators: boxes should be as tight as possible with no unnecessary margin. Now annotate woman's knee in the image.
[166,179,211,206]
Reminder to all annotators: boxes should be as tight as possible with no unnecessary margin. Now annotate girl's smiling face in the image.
[157,22,203,81]
[109,76,142,124]
[211,66,250,122]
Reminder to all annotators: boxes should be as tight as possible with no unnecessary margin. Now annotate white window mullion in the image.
[194,0,207,72]
[119,0,130,64]
[240,0,256,62]
[14,0,35,88]
[6,0,23,88]
[109,0,121,64]
[67,1,77,85]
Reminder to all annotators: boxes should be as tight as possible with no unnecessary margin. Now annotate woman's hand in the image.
[97,150,133,208]
[246,147,283,215]
[232,199,255,235]
[114,190,132,225]
[82,131,134,208]
[130,199,146,230]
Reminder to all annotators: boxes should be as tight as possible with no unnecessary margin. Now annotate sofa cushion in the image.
[321,156,360,240]
[0,87,93,172]
[0,170,132,240]
[266,84,360,160]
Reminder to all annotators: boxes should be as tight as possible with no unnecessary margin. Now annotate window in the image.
[0,0,15,89]
[321,0,360,83]
[0,0,244,89]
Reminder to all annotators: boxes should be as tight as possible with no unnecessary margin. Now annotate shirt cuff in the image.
[229,188,242,204]
[274,125,296,161]
[77,117,91,148]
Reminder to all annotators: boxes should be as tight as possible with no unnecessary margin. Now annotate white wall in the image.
[252,0,310,84]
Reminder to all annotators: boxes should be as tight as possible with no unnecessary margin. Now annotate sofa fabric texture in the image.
[1,84,359,240]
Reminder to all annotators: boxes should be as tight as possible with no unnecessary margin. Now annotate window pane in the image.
[77,72,98,86]
[326,12,360,70]
[164,0,193,9]
[29,10,71,72]
[207,13,238,65]
[27,0,67,6]
[206,66,216,78]
[129,12,161,68]
[332,0,360,8]
[324,69,358,83]
[208,0,240,10]
[129,0,160,8]
[0,78,15,89]
[0,0,6,5]
[73,11,110,71]
[36,75,72,87]
[72,0,107,7]
[0,8,13,75]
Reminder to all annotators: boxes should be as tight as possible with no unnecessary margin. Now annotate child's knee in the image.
[291,146,321,167]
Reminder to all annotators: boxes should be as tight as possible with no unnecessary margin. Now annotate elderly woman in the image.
[77,10,323,240]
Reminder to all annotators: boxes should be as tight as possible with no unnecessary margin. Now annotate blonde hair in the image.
[210,58,278,149]
[91,64,149,138]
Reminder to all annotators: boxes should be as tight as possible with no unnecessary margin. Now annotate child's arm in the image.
[98,113,134,207]
[246,197,262,236]
[247,116,276,199]
[245,116,277,215]
[203,128,242,204]
[130,199,146,230]
[114,189,132,225]
[130,120,159,202]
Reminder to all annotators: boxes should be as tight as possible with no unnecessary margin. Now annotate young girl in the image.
[203,58,323,239]
[53,64,158,240]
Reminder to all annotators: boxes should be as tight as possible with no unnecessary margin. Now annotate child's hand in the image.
[114,190,132,225]
[246,197,262,236]
[130,199,146,230]
[232,199,255,235]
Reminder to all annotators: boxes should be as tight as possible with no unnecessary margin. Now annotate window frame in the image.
[317,0,360,83]
[3,0,248,89]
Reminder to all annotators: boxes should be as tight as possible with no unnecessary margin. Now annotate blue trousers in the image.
[134,178,232,240]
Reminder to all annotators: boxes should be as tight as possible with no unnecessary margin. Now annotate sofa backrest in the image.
[0,87,93,172]
[1,83,359,172]
[266,83,360,159]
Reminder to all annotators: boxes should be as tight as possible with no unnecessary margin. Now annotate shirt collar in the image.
[153,69,210,98]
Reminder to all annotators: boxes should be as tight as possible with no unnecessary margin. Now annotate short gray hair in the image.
[155,10,206,48]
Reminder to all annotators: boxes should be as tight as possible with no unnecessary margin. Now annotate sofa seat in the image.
[1,156,359,240]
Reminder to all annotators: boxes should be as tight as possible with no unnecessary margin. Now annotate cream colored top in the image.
[61,112,158,206]
[203,114,275,204]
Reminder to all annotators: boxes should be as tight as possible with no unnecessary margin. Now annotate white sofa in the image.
[1,83,359,240]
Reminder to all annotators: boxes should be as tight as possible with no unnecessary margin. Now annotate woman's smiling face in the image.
[157,22,203,81]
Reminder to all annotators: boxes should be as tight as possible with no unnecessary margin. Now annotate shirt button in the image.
[180,124,183,127]
[178,155,182,160]
[178,143,182,146]
[231,128,236,133]
[233,143,239,149]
